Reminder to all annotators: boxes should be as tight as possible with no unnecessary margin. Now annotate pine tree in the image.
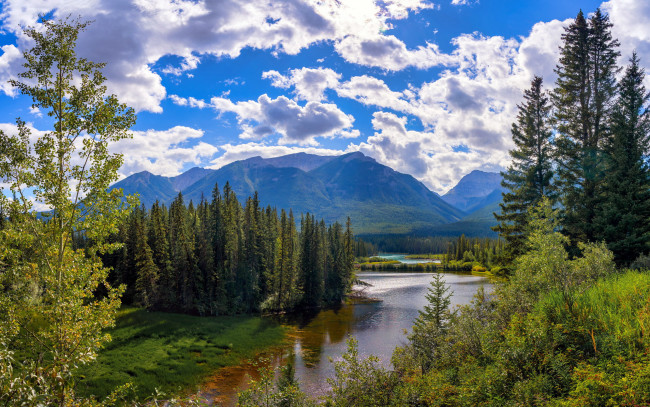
[595,52,650,265]
[553,9,620,244]
[494,76,554,260]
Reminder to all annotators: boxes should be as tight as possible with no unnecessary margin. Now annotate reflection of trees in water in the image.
[275,304,359,366]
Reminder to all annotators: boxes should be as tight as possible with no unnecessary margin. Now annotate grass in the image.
[75,307,286,402]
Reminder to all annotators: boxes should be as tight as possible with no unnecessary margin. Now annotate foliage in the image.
[407,272,453,372]
[0,17,136,405]
[238,360,313,407]
[325,337,397,407]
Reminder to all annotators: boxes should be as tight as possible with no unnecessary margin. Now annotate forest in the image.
[94,187,356,315]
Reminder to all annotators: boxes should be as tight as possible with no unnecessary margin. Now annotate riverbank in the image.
[75,307,286,402]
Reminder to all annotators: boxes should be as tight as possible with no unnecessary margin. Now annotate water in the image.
[376,252,442,264]
[206,271,490,405]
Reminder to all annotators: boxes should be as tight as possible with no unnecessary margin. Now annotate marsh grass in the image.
[75,307,286,401]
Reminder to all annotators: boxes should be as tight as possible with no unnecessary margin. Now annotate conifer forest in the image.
[2,4,650,407]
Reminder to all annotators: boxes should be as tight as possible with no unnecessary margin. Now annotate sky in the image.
[1,0,649,194]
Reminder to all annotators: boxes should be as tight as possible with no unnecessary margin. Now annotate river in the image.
[205,271,490,405]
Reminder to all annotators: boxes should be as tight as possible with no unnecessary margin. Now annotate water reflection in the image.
[207,272,490,405]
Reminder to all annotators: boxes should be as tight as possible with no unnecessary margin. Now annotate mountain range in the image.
[111,152,504,236]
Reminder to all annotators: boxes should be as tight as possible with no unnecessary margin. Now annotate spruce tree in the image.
[494,76,554,260]
[409,271,452,372]
[552,9,620,244]
[595,52,650,265]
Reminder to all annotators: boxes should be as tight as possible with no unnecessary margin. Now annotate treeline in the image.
[353,238,377,257]
[359,235,462,255]
[96,183,355,315]
[443,234,505,272]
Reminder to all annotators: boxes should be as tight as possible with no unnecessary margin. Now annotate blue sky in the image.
[1,0,648,193]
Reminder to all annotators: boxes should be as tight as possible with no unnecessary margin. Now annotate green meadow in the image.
[75,308,286,401]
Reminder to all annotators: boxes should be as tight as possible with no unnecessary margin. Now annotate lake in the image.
[206,271,490,405]
[376,252,442,264]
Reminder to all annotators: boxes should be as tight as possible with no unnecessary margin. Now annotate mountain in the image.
[112,171,178,208]
[170,167,215,191]
[262,152,337,172]
[442,170,504,213]
[111,152,465,234]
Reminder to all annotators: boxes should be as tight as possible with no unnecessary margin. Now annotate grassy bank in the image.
[76,307,286,402]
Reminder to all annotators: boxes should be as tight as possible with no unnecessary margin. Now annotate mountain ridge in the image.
[112,153,501,235]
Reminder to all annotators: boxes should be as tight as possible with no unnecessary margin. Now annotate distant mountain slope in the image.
[111,152,465,234]
[182,159,332,214]
[170,167,214,191]
[112,171,178,208]
[442,170,504,213]
[309,152,464,231]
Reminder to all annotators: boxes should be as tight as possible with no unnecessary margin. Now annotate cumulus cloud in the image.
[110,126,219,178]
[263,67,341,101]
[0,0,435,112]
[349,111,509,192]
[337,75,413,112]
[171,93,357,145]
[335,35,454,71]
[0,45,22,96]
[603,0,650,86]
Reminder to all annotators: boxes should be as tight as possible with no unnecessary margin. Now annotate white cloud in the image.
[603,0,650,87]
[350,111,508,192]
[29,106,42,117]
[170,94,357,145]
[336,75,413,112]
[335,35,454,71]
[0,45,22,96]
[263,67,341,101]
[451,0,478,5]
[110,126,218,178]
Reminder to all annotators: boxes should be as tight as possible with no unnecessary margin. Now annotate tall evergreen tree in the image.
[595,52,650,265]
[494,76,554,260]
[553,9,620,244]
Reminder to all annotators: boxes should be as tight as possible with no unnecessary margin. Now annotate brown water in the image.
[205,271,490,405]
